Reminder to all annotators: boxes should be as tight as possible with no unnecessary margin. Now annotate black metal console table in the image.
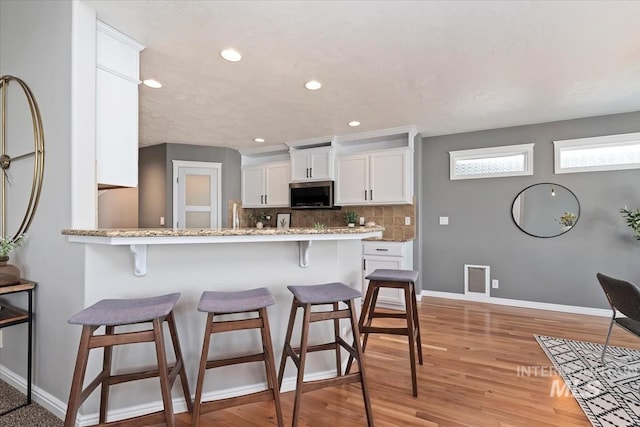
[0,280,35,416]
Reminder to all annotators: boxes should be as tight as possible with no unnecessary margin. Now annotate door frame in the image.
[172,160,222,228]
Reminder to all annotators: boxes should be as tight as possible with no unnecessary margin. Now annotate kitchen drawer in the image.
[363,241,405,257]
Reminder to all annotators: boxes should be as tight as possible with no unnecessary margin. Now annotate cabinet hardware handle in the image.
[370,189,373,200]
[364,190,367,200]
[265,194,268,204]
[375,248,389,252]
[310,167,312,177]
[261,195,264,204]
[363,259,366,270]
[306,168,309,178]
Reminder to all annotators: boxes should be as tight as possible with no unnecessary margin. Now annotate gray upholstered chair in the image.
[597,272,640,364]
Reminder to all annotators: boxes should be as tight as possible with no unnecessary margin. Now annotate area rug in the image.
[0,379,62,427]
[535,335,640,427]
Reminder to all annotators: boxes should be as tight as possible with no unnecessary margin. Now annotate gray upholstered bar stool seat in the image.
[278,283,374,427]
[64,293,192,427]
[347,268,423,397]
[191,288,283,427]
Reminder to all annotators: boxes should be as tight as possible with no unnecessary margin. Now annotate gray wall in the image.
[420,111,640,309]
[139,143,241,228]
[0,0,86,407]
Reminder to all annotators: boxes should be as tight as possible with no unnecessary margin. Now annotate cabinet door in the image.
[290,152,311,182]
[96,68,139,187]
[241,166,265,208]
[335,154,368,205]
[309,148,332,180]
[363,256,406,308]
[369,149,411,204]
[265,162,290,207]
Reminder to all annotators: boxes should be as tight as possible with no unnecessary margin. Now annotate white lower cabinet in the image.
[362,240,414,309]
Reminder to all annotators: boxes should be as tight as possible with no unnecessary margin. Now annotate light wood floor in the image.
[169,297,640,426]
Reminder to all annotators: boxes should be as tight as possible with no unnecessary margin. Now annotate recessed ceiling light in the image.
[348,121,361,127]
[304,80,322,90]
[142,79,162,88]
[220,49,242,62]
[254,138,265,143]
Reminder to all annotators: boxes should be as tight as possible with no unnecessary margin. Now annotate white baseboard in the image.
[421,290,611,317]
[1,363,340,426]
[0,364,68,421]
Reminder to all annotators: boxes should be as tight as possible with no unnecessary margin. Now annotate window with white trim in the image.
[449,143,534,180]
[554,132,640,174]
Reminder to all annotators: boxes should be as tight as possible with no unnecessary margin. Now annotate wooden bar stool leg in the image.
[153,317,175,427]
[346,283,377,374]
[259,307,284,427]
[403,287,418,397]
[278,300,299,389]
[291,302,311,427]
[348,299,374,427]
[362,285,381,352]
[411,284,423,365]
[333,302,342,377]
[65,326,95,427]
[167,311,193,413]
[99,325,114,423]
[191,312,214,427]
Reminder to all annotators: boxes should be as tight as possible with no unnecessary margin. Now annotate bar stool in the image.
[278,282,374,427]
[347,269,422,396]
[191,288,283,427]
[64,293,192,427]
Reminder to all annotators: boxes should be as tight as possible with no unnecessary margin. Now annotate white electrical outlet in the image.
[439,216,449,225]
[404,216,411,225]
[160,216,165,226]
[492,279,499,289]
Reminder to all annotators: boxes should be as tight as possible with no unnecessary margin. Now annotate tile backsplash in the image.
[228,199,416,241]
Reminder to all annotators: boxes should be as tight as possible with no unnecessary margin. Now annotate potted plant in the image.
[247,209,267,229]
[620,207,640,240]
[0,234,26,286]
[344,211,358,227]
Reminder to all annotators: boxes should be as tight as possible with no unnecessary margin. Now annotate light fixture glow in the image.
[304,80,322,90]
[254,138,265,143]
[551,188,556,196]
[348,121,361,127]
[220,49,242,62]
[142,79,162,88]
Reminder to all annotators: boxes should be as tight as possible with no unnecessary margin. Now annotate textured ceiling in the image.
[85,0,640,150]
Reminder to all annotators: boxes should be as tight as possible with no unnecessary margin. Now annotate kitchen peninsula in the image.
[61,226,383,417]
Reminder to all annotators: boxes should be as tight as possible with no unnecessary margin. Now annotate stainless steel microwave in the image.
[290,180,336,209]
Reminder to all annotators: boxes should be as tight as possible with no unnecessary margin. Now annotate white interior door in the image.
[173,161,221,228]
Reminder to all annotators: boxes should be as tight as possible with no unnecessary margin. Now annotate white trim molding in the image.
[421,290,611,317]
[554,131,640,174]
[449,143,534,180]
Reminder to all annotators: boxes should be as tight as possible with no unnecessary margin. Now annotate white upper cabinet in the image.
[335,154,369,204]
[369,149,411,203]
[336,147,412,205]
[241,166,265,207]
[241,161,290,208]
[334,125,416,206]
[290,146,334,181]
[265,162,290,206]
[95,22,144,188]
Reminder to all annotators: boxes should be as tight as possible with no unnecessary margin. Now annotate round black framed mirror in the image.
[511,183,580,238]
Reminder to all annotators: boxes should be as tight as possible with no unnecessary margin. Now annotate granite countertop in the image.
[62,226,385,238]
